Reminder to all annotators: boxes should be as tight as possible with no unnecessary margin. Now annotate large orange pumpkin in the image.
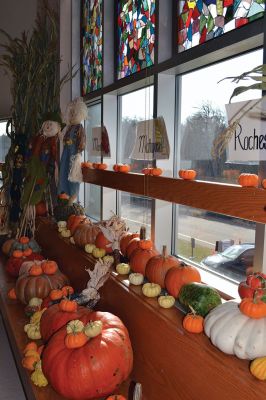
[145,246,180,288]
[165,264,201,298]
[130,247,159,276]
[40,303,91,342]
[120,232,139,256]
[126,226,147,259]
[95,231,113,254]
[15,268,69,304]
[73,222,101,247]
[67,215,88,235]
[42,311,133,400]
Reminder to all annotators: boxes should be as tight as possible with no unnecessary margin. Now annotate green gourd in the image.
[178,282,222,317]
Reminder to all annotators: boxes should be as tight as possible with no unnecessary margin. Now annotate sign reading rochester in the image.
[130,117,170,161]
[226,98,265,162]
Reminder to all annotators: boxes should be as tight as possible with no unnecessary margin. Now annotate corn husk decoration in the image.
[98,213,127,251]
[77,258,112,308]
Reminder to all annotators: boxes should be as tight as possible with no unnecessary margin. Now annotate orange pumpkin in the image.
[67,214,88,235]
[142,167,153,175]
[151,167,162,176]
[22,355,39,371]
[50,289,63,301]
[19,236,30,244]
[7,287,17,300]
[120,232,139,256]
[59,299,78,312]
[145,246,180,288]
[262,179,266,189]
[13,250,23,258]
[238,173,259,187]
[65,332,88,349]
[95,231,112,254]
[179,169,197,180]
[73,222,101,247]
[81,161,93,168]
[126,226,147,259]
[42,260,58,275]
[113,164,130,173]
[130,246,159,275]
[183,313,204,333]
[239,297,266,319]
[106,396,126,400]
[61,285,74,297]
[23,342,38,354]
[139,239,153,250]
[23,248,33,257]
[165,264,201,298]
[29,264,43,276]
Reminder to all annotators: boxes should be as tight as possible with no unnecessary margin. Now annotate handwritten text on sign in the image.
[89,126,111,157]
[130,117,170,161]
[225,99,266,162]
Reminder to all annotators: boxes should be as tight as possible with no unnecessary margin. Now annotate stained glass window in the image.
[82,0,103,95]
[178,0,265,51]
[117,0,156,80]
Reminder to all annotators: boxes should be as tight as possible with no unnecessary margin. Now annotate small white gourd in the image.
[129,273,144,286]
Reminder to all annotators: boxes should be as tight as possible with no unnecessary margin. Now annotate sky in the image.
[121,48,263,123]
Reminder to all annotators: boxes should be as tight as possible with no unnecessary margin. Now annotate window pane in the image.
[175,205,255,283]
[178,0,265,51]
[84,104,101,220]
[117,0,156,79]
[0,121,11,164]
[179,49,263,183]
[118,86,154,236]
[82,0,103,94]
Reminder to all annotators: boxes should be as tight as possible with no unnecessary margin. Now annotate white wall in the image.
[0,0,38,118]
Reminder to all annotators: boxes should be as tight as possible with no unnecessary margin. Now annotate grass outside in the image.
[177,238,213,264]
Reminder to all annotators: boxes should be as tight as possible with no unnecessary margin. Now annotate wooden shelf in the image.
[33,218,266,400]
[83,168,266,223]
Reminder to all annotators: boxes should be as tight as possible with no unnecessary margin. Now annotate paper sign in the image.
[130,116,170,160]
[226,98,266,162]
[88,126,111,157]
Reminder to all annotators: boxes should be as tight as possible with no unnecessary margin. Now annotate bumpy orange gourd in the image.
[239,297,266,319]
[183,313,204,333]
[238,173,259,187]
[49,289,63,301]
[250,357,266,380]
[23,342,38,354]
[59,299,78,312]
[179,169,197,180]
[165,264,201,298]
[145,246,180,288]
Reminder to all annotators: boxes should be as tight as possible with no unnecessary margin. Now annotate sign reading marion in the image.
[130,116,170,161]
[225,99,266,162]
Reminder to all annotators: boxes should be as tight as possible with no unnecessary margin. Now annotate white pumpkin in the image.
[129,273,144,286]
[204,301,266,360]
[61,229,71,238]
[84,320,103,338]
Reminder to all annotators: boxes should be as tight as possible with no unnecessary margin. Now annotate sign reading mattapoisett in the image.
[225,98,266,162]
[88,126,111,157]
[130,116,170,161]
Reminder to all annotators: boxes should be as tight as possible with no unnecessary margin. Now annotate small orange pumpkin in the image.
[151,167,162,176]
[58,192,70,200]
[22,355,38,371]
[239,296,266,319]
[179,169,197,180]
[42,260,58,275]
[142,167,153,175]
[59,299,78,312]
[81,161,93,168]
[262,179,266,189]
[7,287,17,300]
[50,289,63,301]
[183,312,204,333]
[106,396,127,400]
[61,286,74,297]
[13,250,23,258]
[29,264,43,276]
[23,248,33,257]
[238,173,259,187]
[23,342,38,354]
[65,332,88,349]
[19,236,30,244]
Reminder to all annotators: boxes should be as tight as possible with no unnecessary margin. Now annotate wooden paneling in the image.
[82,168,266,223]
[35,218,266,400]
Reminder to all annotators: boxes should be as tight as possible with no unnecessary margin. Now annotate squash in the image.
[92,247,106,258]
[183,313,204,333]
[178,169,197,180]
[145,246,180,288]
[238,173,258,187]
[103,255,114,264]
[158,295,175,309]
[84,320,103,338]
[67,215,88,235]
[250,357,266,380]
[85,243,96,253]
[165,264,201,298]
[129,246,159,276]
[128,273,144,286]
[42,311,133,399]
[61,229,71,238]
[142,283,161,298]
[116,263,130,275]
[239,296,266,319]
[204,301,266,359]
[120,232,139,256]
[31,361,48,387]
[179,282,221,317]
[73,223,101,248]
